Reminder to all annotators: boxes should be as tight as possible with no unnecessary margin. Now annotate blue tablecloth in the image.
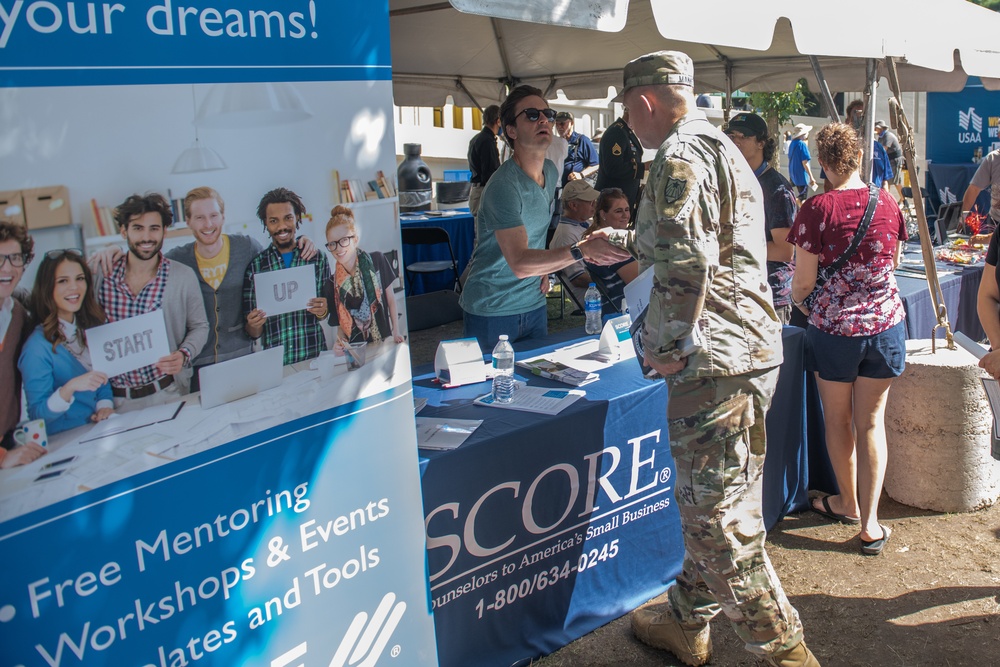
[896,247,984,341]
[401,210,475,294]
[926,162,991,221]
[415,326,817,667]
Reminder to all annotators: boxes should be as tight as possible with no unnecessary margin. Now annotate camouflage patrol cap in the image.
[613,51,694,102]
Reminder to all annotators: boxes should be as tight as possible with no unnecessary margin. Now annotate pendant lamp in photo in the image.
[172,86,228,174]
[195,82,313,129]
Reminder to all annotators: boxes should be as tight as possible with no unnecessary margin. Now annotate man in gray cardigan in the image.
[90,187,318,391]
[95,193,208,411]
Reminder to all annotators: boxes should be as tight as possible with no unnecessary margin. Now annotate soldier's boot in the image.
[630,604,712,666]
[763,640,821,667]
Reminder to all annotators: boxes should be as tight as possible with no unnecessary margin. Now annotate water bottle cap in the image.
[589,283,596,287]
[499,334,509,341]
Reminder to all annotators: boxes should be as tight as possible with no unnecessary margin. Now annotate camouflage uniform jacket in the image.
[608,111,782,378]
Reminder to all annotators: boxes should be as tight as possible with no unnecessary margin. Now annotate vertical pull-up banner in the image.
[0,2,439,666]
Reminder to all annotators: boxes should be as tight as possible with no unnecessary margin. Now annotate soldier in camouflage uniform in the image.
[605,52,819,667]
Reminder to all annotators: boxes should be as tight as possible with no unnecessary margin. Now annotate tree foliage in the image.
[969,0,999,10]
[747,82,808,168]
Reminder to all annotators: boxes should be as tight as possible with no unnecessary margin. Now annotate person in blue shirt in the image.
[19,249,114,434]
[554,111,599,186]
[787,123,818,201]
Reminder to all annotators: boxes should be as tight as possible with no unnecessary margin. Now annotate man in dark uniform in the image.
[468,104,502,216]
[595,110,645,218]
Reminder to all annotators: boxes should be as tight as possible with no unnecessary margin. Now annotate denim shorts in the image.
[805,320,906,382]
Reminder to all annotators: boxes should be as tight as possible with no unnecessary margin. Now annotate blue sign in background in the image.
[0,0,392,87]
[926,79,1000,164]
[0,390,439,667]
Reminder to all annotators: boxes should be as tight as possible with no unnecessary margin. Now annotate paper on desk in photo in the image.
[86,309,170,377]
[415,417,482,450]
[254,264,317,317]
[474,385,584,415]
[79,401,183,443]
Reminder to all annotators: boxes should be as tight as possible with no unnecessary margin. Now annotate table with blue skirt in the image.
[895,246,985,341]
[415,326,825,667]
[400,209,475,294]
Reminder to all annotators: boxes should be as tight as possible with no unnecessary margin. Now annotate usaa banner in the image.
[0,0,439,665]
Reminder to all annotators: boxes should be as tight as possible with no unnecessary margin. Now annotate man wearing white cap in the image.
[606,50,819,667]
[787,123,818,202]
[549,179,600,305]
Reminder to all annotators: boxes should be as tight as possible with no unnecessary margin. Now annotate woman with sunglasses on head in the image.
[18,249,114,434]
[323,206,403,353]
[581,188,638,313]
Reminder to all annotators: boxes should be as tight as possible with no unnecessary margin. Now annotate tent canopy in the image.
[390,0,1000,107]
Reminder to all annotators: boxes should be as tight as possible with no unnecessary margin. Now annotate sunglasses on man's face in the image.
[515,107,557,123]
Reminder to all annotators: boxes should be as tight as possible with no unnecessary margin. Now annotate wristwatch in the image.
[569,242,584,262]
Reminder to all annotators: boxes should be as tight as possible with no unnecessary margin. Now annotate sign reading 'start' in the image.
[254,264,317,317]
[87,309,171,377]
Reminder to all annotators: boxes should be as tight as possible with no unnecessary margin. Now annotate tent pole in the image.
[490,18,515,89]
[883,55,953,350]
[861,58,877,185]
[456,78,483,111]
[724,60,733,123]
[808,56,840,122]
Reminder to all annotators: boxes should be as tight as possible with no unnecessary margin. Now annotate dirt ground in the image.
[536,495,1000,667]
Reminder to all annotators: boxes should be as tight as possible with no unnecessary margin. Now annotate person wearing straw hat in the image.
[605,50,818,667]
[788,122,818,202]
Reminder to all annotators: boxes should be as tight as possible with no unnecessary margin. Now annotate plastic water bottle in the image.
[491,335,515,403]
[585,283,602,334]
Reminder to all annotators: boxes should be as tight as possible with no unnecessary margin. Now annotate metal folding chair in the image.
[400,226,462,293]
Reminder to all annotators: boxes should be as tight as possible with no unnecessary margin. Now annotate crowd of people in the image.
[1,186,409,464]
[4,42,998,667]
[454,45,1000,666]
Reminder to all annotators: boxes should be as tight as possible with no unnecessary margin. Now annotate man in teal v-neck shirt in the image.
[459,85,629,353]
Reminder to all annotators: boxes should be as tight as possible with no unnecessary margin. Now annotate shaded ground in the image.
[408,295,1000,667]
[535,497,1000,667]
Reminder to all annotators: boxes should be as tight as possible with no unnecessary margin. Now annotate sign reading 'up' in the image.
[254,265,318,317]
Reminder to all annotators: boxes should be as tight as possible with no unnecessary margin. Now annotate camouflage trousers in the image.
[665,367,803,655]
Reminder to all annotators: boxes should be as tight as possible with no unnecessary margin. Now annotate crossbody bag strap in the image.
[824,183,880,277]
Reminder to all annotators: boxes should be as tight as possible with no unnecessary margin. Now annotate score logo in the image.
[271,592,406,667]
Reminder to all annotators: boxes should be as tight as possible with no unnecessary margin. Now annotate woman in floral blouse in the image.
[790,122,907,557]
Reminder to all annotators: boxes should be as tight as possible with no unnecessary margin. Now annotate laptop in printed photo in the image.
[198,346,285,409]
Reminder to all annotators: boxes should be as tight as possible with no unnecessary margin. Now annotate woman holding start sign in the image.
[19,249,115,434]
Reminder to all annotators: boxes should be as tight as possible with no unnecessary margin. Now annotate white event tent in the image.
[389,0,1000,107]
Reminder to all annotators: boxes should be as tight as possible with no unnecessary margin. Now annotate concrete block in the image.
[884,339,1000,512]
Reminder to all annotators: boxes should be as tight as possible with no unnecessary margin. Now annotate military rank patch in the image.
[612,143,622,156]
[663,176,687,203]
